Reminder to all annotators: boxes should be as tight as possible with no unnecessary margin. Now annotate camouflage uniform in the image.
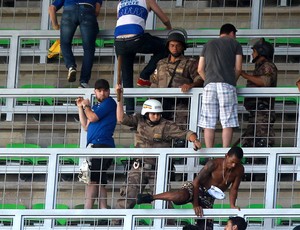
[150,55,203,127]
[242,59,278,147]
[115,114,195,209]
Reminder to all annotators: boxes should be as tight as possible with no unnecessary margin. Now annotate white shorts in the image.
[198,82,239,129]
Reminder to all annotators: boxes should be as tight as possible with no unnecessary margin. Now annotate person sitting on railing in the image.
[112,83,201,225]
[48,0,101,88]
[137,146,245,230]
[76,79,117,209]
[114,0,172,113]
[150,28,204,134]
[239,38,277,149]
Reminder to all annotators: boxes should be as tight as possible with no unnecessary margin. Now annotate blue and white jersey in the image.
[114,0,149,37]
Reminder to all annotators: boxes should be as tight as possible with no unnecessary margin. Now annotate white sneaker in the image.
[68,67,76,82]
[79,82,90,88]
[78,159,91,184]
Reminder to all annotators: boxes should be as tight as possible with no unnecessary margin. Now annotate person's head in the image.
[251,38,274,62]
[293,226,300,230]
[141,99,163,125]
[166,28,187,57]
[224,216,247,230]
[220,23,238,38]
[224,146,244,169]
[94,79,110,102]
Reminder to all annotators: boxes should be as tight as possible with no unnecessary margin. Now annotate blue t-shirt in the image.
[87,96,117,147]
[52,0,103,10]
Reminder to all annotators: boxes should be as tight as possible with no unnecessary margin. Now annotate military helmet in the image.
[166,28,187,50]
[251,38,274,60]
[141,99,163,115]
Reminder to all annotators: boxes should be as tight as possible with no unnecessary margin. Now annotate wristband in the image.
[83,105,90,110]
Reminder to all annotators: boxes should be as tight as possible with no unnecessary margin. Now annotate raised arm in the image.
[76,97,89,131]
[95,2,101,16]
[147,0,172,30]
[115,84,124,124]
[48,5,60,30]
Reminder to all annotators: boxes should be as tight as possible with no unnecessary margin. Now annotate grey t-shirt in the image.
[201,36,243,87]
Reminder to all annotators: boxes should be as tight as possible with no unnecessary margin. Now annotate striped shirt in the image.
[114,0,149,37]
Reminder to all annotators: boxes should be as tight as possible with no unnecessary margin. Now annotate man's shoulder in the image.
[157,57,169,65]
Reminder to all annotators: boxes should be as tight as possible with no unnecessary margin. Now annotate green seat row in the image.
[0,143,79,166]
[0,203,68,226]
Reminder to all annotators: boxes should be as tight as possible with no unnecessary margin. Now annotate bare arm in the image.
[95,2,101,17]
[181,79,204,92]
[235,54,243,81]
[147,0,172,30]
[77,98,99,128]
[48,5,60,30]
[197,56,206,81]
[192,160,215,216]
[115,84,124,124]
[76,97,89,131]
[229,165,244,209]
[240,71,265,86]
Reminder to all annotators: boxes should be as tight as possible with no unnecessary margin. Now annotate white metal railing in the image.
[0,147,299,229]
[1,29,300,90]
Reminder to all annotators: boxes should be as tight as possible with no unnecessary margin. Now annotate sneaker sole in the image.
[137,83,151,87]
[68,72,76,82]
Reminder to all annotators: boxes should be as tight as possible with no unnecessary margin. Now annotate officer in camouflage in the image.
[240,38,277,147]
[150,28,203,129]
[114,84,201,214]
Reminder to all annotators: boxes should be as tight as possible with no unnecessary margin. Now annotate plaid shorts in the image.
[198,82,239,129]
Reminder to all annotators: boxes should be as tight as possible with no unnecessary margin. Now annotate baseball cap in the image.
[94,79,110,90]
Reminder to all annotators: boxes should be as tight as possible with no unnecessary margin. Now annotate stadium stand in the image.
[0,0,300,229]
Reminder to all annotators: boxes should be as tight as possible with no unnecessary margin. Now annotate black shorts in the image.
[90,144,113,184]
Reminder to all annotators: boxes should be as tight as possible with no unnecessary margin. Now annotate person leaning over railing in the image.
[150,28,204,134]
[112,83,201,225]
[197,23,243,149]
[137,146,245,230]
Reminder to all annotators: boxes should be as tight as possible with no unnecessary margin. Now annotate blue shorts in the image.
[198,82,239,129]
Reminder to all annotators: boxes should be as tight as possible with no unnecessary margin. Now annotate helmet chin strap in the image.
[252,55,259,63]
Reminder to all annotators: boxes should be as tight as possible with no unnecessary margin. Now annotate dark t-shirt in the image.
[201,36,243,87]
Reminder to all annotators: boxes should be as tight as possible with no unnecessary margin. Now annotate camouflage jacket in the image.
[150,55,203,88]
[244,59,278,110]
[122,113,195,164]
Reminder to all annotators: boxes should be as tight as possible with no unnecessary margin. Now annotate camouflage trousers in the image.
[242,110,276,147]
[115,166,156,209]
[182,182,215,230]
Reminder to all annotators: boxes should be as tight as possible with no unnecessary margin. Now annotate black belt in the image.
[77,3,94,8]
[115,34,142,42]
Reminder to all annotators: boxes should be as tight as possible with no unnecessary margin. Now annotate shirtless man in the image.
[137,146,244,230]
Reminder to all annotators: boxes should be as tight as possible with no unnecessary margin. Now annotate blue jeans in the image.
[60,5,99,84]
[115,33,167,112]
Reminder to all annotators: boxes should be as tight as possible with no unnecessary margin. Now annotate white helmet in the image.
[141,99,163,115]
